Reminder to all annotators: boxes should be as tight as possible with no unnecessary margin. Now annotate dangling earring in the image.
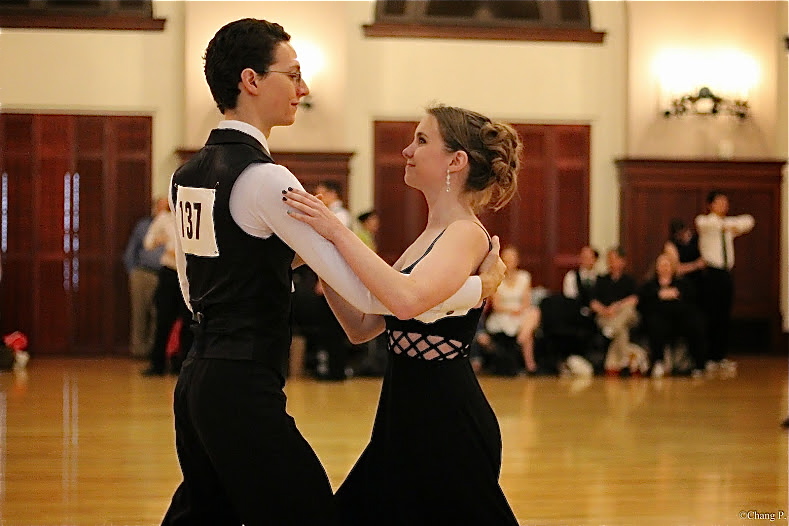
[446,170,451,193]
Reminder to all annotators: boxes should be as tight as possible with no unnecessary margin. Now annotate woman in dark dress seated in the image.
[638,253,706,377]
[284,104,521,525]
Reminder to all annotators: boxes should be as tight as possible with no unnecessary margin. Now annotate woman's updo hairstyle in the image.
[427,104,521,212]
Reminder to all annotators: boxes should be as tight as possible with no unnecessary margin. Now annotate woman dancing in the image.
[284,104,522,525]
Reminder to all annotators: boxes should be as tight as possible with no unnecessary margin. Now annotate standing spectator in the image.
[353,209,387,376]
[695,190,754,373]
[663,218,705,305]
[315,180,350,228]
[355,210,379,252]
[590,247,645,375]
[141,205,193,376]
[123,197,167,358]
[638,253,706,378]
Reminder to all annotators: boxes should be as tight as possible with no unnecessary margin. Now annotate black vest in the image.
[171,128,294,380]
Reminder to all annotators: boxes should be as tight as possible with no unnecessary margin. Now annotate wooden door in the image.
[373,121,590,291]
[0,113,151,355]
[0,114,36,350]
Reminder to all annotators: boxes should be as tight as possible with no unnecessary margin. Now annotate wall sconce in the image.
[663,86,749,119]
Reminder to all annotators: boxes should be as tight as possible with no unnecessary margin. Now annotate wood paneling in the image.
[0,113,152,355]
[374,121,590,291]
[617,158,785,350]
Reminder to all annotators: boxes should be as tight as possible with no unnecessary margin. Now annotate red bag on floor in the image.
[166,319,182,358]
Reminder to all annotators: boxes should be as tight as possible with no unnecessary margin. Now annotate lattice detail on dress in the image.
[388,330,469,361]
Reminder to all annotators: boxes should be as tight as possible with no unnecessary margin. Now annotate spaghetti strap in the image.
[402,221,491,273]
[401,230,446,273]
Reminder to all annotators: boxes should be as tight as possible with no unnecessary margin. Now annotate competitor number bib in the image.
[175,185,220,257]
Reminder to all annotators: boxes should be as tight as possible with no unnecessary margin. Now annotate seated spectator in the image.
[469,312,494,374]
[590,247,647,376]
[485,245,540,374]
[563,245,600,310]
[535,245,606,374]
[638,253,706,378]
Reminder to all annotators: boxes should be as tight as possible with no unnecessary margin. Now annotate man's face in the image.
[579,246,597,270]
[365,215,380,234]
[256,42,310,130]
[315,184,338,206]
[710,195,729,216]
[607,251,625,274]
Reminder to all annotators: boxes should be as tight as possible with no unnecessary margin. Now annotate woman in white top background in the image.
[485,245,541,374]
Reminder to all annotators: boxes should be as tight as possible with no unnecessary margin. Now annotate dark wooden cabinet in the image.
[617,158,785,350]
[373,122,590,291]
[0,113,152,355]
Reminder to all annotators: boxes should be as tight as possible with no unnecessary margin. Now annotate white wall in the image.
[0,0,186,198]
[627,1,784,158]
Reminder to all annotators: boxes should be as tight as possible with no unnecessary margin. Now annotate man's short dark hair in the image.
[669,218,686,239]
[706,189,727,205]
[358,210,377,223]
[317,180,342,197]
[204,18,290,114]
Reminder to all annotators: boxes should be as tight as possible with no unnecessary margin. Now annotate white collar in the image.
[217,120,270,155]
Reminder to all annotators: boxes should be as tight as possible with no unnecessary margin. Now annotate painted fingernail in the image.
[287,187,293,191]
[282,196,287,201]
[282,189,287,194]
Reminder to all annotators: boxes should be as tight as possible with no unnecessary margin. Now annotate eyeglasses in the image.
[267,70,304,86]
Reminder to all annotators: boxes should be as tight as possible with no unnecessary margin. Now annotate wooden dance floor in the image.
[0,355,785,525]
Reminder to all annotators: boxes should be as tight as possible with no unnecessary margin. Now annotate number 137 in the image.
[179,200,202,240]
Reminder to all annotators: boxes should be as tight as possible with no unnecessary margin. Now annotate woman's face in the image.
[656,254,674,278]
[501,247,519,271]
[402,115,453,191]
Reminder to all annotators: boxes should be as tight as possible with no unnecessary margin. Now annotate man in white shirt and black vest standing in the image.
[695,190,754,374]
[161,18,506,526]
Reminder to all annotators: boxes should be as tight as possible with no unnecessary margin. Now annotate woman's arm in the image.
[321,280,386,344]
[666,241,704,276]
[284,188,489,320]
[237,165,490,319]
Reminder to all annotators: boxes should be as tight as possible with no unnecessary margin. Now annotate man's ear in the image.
[239,68,259,94]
